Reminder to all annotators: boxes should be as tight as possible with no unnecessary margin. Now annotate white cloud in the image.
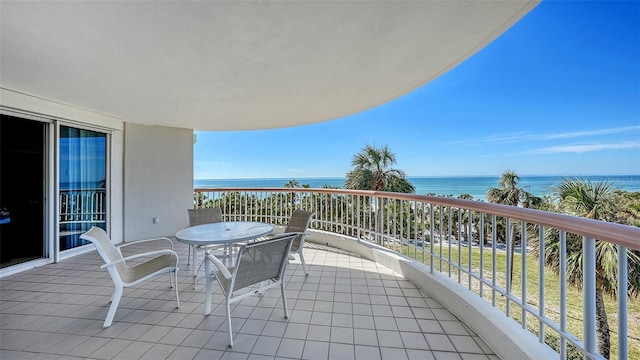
[543,125,640,140]
[444,133,534,145]
[527,141,640,154]
[446,124,640,146]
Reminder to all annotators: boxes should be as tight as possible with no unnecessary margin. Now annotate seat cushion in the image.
[122,253,176,284]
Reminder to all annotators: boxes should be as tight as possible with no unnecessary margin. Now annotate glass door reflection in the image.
[59,126,107,251]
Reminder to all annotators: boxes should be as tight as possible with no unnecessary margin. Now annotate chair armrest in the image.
[101,249,178,269]
[205,254,232,280]
[118,237,174,250]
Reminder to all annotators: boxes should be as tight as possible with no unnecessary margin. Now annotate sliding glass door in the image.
[0,115,47,268]
[59,126,107,251]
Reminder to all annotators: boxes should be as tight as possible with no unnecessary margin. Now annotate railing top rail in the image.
[196,187,640,250]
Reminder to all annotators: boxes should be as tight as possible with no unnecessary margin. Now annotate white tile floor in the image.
[0,240,499,360]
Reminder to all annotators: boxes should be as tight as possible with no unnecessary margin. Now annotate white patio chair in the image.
[204,232,297,348]
[283,209,314,276]
[80,226,180,328]
[187,207,225,288]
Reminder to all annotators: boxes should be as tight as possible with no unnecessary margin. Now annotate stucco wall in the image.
[109,130,124,244]
[123,123,193,240]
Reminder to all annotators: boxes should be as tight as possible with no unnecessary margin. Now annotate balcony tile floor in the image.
[1,240,498,360]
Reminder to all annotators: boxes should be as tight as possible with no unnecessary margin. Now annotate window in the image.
[59,126,107,251]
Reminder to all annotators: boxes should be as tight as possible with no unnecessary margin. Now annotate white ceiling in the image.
[0,1,538,131]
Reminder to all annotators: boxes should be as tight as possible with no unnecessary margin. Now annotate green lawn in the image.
[387,242,638,360]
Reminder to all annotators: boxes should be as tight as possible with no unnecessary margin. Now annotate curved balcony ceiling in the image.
[0,1,538,130]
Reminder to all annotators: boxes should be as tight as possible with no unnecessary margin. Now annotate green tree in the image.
[543,177,640,359]
[344,144,415,193]
[345,144,415,244]
[284,179,300,188]
[486,170,539,207]
[486,170,541,282]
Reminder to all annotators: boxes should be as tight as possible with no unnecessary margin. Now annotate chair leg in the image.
[299,250,308,276]
[204,258,212,315]
[194,247,217,289]
[281,280,289,319]
[104,286,123,328]
[226,300,233,348]
[193,260,204,289]
[173,270,181,309]
[187,244,191,266]
[196,247,231,289]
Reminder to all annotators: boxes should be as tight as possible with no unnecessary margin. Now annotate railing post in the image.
[618,245,628,360]
[491,215,497,307]
[479,213,484,298]
[458,209,462,284]
[429,203,434,274]
[538,226,545,344]
[506,218,511,316]
[468,211,473,291]
[560,231,567,359]
[583,236,596,358]
[521,221,527,330]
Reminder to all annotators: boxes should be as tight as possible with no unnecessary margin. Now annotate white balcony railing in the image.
[194,187,639,360]
[59,188,106,224]
[59,188,106,242]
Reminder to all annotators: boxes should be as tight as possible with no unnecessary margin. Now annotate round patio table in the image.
[176,221,274,271]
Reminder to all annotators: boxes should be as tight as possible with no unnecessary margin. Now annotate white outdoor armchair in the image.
[283,209,314,276]
[187,207,225,288]
[80,226,180,328]
[204,232,297,348]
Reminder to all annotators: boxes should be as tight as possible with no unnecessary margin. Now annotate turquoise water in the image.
[195,175,640,201]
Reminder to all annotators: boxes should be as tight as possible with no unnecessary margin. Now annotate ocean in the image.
[195,175,640,201]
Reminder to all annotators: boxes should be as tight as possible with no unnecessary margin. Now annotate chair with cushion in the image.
[204,232,297,348]
[80,226,180,327]
[283,209,314,276]
[187,207,225,287]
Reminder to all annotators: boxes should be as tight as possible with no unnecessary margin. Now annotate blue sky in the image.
[195,1,640,179]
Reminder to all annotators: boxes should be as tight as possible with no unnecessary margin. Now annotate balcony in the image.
[2,188,638,360]
[0,236,499,360]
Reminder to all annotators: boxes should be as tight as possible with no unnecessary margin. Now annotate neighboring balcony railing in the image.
[194,187,640,360]
[59,188,106,224]
[59,188,106,249]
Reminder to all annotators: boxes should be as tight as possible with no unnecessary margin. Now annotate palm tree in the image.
[283,179,301,210]
[486,170,530,206]
[284,179,300,188]
[345,144,415,244]
[344,144,415,193]
[486,170,541,281]
[543,177,640,359]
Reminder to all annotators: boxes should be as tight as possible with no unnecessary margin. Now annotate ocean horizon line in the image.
[195,175,640,200]
[195,174,640,181]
